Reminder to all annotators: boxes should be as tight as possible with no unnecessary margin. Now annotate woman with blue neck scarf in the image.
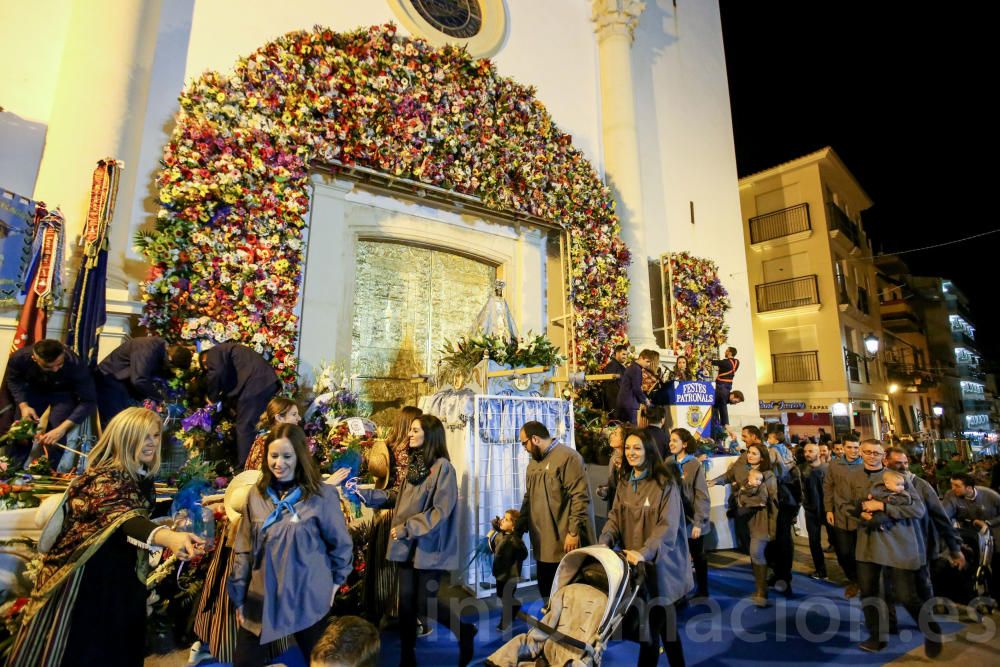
[667,428,711,600]
[229,424,354,667]
[599,429,691,667]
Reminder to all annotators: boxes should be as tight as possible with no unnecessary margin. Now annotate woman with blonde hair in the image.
[9,407,204,667]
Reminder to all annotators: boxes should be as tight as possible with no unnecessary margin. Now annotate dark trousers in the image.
[94,373,131,428]
[536,561,560,603]
[233,617,327,667]
[714,383,732,427]
[831,526,858,582]
[765,505,798,583]
[235,387,279,467]
[626,570,685,667]
[496,577,521,626]
[857,561,936,642]
[689,535,709,596]
[398,564,465,666]
[7,391,77,469]
[804,511,828,576]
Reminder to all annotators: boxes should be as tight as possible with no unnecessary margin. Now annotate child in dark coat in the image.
[489,509,529,631]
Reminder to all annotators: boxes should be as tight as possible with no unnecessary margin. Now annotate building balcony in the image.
[952,329,978,350]
[885,361,936,391]
[772,350,821,382]
[755,275,821,317]
[748,203,812,249]
[880,298,922,333]
[957,362,986,382]
[826,203,862,250]
[857,286,872,315]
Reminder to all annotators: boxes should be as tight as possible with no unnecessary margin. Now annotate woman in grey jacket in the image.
[229,424,354,667]
[667,428,711,599]
[600,428,691,667]
[354,414,477,667]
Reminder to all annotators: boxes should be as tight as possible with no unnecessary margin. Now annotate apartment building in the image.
[739,147,889,441]
[874,255,943,439]
[909,276,992,446]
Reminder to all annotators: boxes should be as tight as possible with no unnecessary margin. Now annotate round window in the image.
[409,0,483,39]
[388,0,507,58]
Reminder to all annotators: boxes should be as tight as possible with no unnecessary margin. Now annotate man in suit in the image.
[646,405,669,459]
[199,342,280,467]
[95,336,193,426]
[600,345,629,413]
[4,339,97,469]
[616,349,658,425]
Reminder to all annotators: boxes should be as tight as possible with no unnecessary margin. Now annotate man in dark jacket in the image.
[517,421,595,602]
[95,336,193,426]
[4,339,97,469]
[600,345,629,413]
[646,405,669,459]
[615,349,658,425]
[799,442,829,579]
[711,346,740,427]
[199,342,280,467]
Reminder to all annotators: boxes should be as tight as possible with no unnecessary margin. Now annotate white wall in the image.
[632,0,760,424]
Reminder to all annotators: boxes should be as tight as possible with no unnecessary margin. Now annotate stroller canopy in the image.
[550,546,631,630]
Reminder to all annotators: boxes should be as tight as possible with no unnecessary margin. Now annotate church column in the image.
[32,0,164,301]
[591,0,657,349]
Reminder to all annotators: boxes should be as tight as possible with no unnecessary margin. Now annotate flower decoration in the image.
[664,252,731,377]
[439,331,565,378]
[139,24,630,382]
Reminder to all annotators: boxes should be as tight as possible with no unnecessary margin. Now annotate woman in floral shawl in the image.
[8,407,204,667]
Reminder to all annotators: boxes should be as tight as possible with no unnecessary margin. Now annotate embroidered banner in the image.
[668,380,716,439]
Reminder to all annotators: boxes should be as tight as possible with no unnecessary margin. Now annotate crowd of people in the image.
[5,337,1000,666]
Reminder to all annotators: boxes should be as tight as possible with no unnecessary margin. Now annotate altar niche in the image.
[298,171,572,424]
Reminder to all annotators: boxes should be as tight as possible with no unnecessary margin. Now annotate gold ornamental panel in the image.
[351,240,496,423]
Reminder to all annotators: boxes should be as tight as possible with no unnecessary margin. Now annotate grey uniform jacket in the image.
[666,454,711,536]
[518,444,596,564]
[599,474,693,605]
[229,485,354,643]
[942,486,1000,543]
[906,472,963,560]
[854,470,928,571]
[359,457,460,571]
[823,457,867,530]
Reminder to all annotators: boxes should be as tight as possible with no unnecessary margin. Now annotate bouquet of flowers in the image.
[439,332,566,378]
[0,420,38,447]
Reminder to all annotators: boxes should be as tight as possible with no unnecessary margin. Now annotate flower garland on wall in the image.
[138,24,630,382]
[664,252,731,378]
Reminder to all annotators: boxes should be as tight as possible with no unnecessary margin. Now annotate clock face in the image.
[407,0,483,38]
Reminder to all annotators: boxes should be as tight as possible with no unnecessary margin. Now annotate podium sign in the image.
[669,381,716,438]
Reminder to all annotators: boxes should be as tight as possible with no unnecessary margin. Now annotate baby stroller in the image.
[970,528,997,616]
[486,546,644,667]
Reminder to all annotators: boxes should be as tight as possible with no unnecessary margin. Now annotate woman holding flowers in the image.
[8,407,205,667]
[229,423,353,666]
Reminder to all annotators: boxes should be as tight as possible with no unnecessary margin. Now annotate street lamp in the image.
[863,333,880,360]
[932,403,944,418]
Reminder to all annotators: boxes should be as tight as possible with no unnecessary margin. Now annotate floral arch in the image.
[139,24,630,384]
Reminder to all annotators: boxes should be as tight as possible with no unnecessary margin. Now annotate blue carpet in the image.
[195,564,962,666]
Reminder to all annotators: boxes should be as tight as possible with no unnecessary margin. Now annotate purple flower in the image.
[182,407,215,432]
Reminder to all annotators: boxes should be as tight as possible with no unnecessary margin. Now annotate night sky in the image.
[719,2,998,365]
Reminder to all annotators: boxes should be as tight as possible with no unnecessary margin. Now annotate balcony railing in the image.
[826,203,861,246]
[756,275,820,312]
[952,329,978,349]
[772,351,820,382]
[748,203,811,244]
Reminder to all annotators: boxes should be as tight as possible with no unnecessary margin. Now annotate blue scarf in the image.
[844,455,863,466]
[629,467,649,493]
[262,485,302,532]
